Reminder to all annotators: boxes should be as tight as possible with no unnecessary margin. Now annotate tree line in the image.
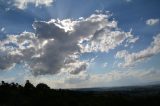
[0,80,160,106]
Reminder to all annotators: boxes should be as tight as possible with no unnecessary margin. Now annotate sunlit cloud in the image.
[13,0,54,9]
[0,12,138,76]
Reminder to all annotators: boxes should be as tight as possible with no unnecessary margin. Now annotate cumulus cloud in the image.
[0,13,137,76]
[116,33,160,67]
[78,16,137,53]
[146,18,159,26]
[13,0,54,9]
[65,60,89,75]
[0,32,37,70]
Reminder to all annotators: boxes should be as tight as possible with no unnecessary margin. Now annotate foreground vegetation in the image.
[0,80,160,106]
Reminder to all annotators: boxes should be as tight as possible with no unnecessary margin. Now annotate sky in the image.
[0,0,160,88]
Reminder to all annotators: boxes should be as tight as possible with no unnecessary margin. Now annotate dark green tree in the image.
[24,80,35,89]
[36,83,50,90]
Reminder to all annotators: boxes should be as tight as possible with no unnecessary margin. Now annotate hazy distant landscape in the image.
[0,80,160,106]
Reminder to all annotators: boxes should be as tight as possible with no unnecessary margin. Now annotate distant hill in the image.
[73,83,160,92]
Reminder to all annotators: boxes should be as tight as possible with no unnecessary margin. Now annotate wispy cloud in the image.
[146,18,159,26]
[116,33,160,67]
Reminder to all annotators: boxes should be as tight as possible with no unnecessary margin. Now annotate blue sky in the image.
[0,0,160,88]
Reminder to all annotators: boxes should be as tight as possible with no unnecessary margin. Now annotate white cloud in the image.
[0,77,16,83]
[56,69,160,88]
[146,18,159,26]
[103,62,108,67]
[0,13,137,76]
[78,18,137,53]
[65,60,89,75]
[83,69,159,88]
[116,33,160,67]
[2,67,160,88]
[13,0,54,9]
[0,27,5,32]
